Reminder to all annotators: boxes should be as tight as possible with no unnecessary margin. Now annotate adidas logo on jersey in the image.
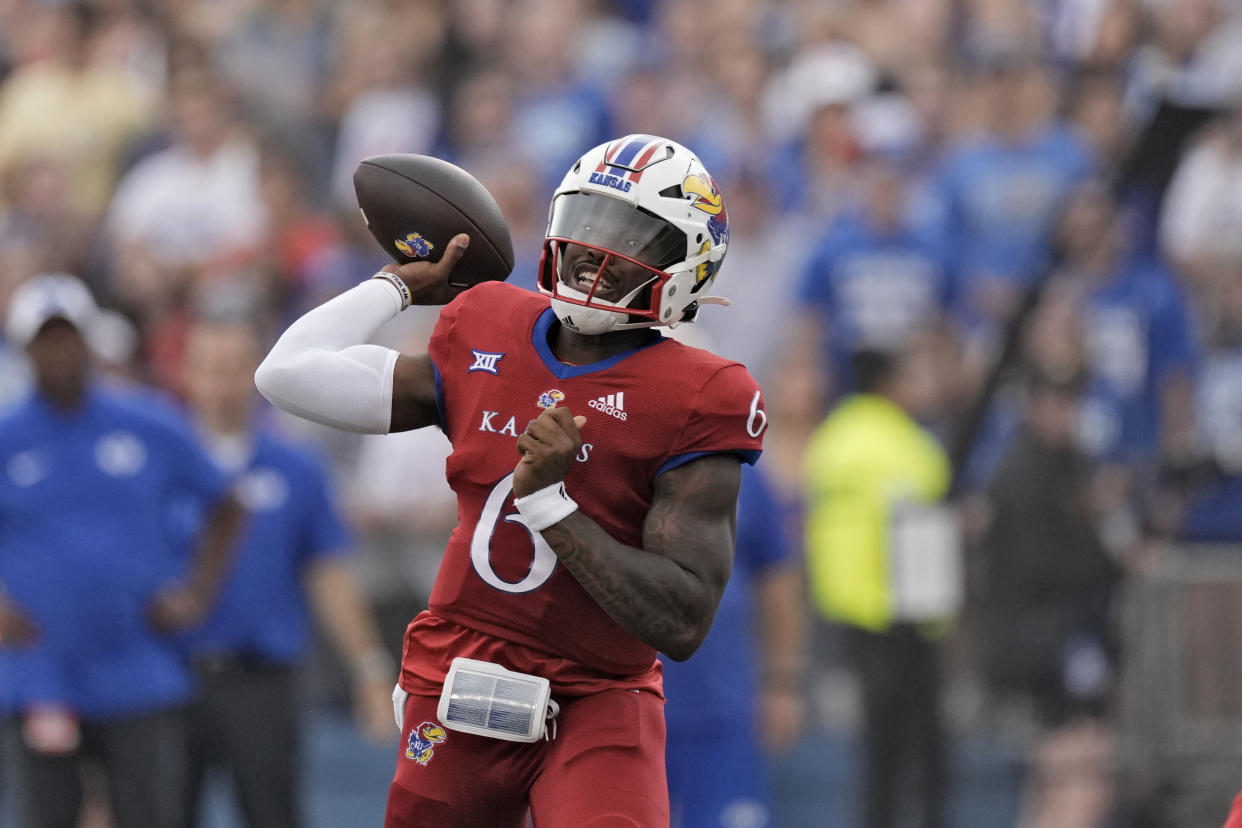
[588,392,628,421]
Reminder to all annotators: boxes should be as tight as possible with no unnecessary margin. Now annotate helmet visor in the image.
[547,192,686,270]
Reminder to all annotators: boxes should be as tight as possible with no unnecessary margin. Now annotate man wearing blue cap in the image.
[0,273,243,828]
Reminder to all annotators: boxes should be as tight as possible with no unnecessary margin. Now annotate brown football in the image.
[353,154,514,288]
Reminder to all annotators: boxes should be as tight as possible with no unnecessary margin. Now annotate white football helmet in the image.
[538,135,730,334]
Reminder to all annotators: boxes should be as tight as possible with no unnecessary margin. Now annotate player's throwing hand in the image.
[514,408,587,497]
[380,233,471,306]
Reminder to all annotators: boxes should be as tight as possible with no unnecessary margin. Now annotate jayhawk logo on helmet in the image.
[682,174,729,246]
[395,232,435,258]
[406,721,447,766]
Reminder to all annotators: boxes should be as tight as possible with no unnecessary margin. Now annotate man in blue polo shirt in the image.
[661,462,805,828]
[797,150,954,395]
[0,273,243,828]
[177,312,394,828]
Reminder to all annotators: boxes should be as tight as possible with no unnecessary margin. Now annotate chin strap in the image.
[697,296,731,307]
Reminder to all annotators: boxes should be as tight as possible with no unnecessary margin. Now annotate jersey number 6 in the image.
[470,472,558,593]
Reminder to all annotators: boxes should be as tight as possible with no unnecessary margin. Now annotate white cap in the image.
[761,42,878,143]
[6,273,100,347]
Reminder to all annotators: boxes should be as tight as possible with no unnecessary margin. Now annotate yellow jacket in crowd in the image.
[803,393,951,632]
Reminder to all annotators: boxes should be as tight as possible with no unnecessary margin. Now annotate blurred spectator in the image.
[1174,262,1242,542]
[763,42,877,220]
[106,65,263,308]
[0,273,242,828]
[899,62,956,168]
[440,0,508,73]
[1045,0,1142,68]
[761,39,877,148]
[693,169,812,387]
[153,0,260,47]
[948,268,1094,499]
[792,147,954,397]
[1118,0,1242,238]
[1066,70,1130,175]
[803,343,958,828]
[678,39,772,181]
[1160,108,1242,293]
[467,156,546,292]
[925,56,1094,376]
[87,0,169,99]
[0,155,94,279]
[216,0,334,133]
[254,140,343,309]
[436,67,519,171]
[105,64,265,394]
[326,1,443,209]
[0,2,156,220]
[502,0,612,190]
[662,462,806,828]
[979,364,1121,828]
[958,0,1043,64]
[1054,183,1198,475]
[1124,0,1242,125]
[288,214,391,323]
[177,313,394,828]
[844,0,952,75]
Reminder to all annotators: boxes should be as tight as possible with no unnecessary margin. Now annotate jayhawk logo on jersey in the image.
[395,232,435,258]
[537,389,565,410]
[406,721,447,765]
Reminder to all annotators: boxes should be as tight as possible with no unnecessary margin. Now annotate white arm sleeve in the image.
[254,279,406,434]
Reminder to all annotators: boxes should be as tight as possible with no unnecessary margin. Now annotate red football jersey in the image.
[399,283,765,696]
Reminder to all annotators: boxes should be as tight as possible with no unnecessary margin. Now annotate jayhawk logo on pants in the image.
[406,721,448,766]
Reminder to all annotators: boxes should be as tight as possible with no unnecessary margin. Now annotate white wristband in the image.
[370,271,411,310]
[513,481,578,531]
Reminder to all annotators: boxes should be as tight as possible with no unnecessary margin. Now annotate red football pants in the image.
[384,687,669,828]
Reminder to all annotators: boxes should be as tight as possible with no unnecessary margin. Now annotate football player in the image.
[255,135,766,827]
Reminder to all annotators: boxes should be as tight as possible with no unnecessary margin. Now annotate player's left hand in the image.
[146,582,209,633]
[0,599,39,647]
[513,407,587,497]
[355,675,400,745]
[759,685,804,756]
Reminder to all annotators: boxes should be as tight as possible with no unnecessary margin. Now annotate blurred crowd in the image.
[4,0,1242,825]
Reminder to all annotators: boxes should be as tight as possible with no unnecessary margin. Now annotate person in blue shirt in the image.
[177,312,395,828]
[1053,182,1199,468]
[661,462,805,828]
[924,57,1095,367]
[795,150,955,398]
[1173,267,1242,542]
[0,273,243,828]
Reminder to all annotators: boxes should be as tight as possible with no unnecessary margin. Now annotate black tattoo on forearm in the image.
[541,455,740,659]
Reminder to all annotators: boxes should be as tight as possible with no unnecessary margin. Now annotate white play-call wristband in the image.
[370,271,411,310]
[513,481,578,531]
